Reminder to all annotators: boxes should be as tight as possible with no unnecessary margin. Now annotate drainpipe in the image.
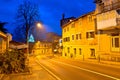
[98,30,101,62]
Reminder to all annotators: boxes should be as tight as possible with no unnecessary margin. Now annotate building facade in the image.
[61,12,99,59]
[95,0,120,61]
[32,41,52,56]
[0,31,8,53]
[61,0,120,61]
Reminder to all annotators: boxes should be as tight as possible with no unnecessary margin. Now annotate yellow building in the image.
[95,0,120,61]
[0,31,8,53]
[32,41,52,56]
[61,11,99,60]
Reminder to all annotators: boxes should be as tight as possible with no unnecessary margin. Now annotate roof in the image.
[0,31,7,39]
[62,11,95,28]
[9,41,25,45]
[9,41,28,49]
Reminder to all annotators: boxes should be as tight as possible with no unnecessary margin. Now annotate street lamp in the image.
[28,22,43,52]
[36,23,42,28]
[26,22,43,64]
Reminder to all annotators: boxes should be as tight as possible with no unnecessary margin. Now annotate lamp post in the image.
[26,22,43,65]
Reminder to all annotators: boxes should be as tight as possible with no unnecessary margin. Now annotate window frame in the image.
[86,31,95,39]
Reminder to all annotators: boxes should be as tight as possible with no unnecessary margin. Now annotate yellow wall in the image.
[62,0,120,61]
[32,41,52,55]
[62,12,98,59]
[0,32,7,53]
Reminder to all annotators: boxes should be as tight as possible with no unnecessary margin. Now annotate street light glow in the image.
[36,22,42,28]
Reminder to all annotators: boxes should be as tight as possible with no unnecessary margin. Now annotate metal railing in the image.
[103,1,120,12]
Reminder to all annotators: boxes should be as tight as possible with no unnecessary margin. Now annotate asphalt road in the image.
[36,56,120,80]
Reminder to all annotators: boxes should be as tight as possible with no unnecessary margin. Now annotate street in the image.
[36,55,120,80]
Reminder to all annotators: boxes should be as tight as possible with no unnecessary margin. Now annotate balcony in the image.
[102,1,120,12]
[97,18,120,30]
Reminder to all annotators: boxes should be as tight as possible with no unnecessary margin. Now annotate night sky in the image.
[0,0,95,35]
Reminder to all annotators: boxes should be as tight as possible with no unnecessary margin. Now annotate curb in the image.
[35,58,61,80]
[58,56,120,68]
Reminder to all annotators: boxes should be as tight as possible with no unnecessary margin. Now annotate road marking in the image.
[36,60,62,80]
[51,60,120,80]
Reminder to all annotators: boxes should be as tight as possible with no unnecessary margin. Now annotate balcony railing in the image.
[103,1,120,12]
[116,18,120,25]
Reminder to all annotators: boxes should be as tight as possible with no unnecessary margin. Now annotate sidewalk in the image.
[0,56,56,80]
[84,58,120,67]
[53,54,120,68]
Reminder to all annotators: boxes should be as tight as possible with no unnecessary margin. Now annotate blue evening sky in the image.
[0,0,96,35]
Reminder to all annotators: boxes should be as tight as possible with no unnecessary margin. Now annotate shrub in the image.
[0,49,28,74]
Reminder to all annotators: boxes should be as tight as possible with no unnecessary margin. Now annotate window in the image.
[112,37,119,48]
[63,38,65,42]
[65,53,67,56]
[78,33,82,39]
[76,34,78,40]
[79,48,82,55]
[67,27,69,31]
[64,37,70,42]
[74,48,76,55]
[68,47,70,53]
[90,49,95,57]
[64,28,66,32]
[68,37,70,41]
[111,34,119,48]
[88,16,92,22]
[72,35,74,40]
[115,38,119,47]
[86,31,95,38]
[71,23,75,28]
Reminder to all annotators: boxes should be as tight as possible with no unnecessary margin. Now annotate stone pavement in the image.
[0,56,56,80]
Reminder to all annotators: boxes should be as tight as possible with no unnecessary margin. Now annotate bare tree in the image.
[14,26,26,42]
[15,1,40,42]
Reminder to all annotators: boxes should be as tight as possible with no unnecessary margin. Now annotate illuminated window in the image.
[86,31,95,38]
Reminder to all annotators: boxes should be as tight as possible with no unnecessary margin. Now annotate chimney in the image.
[62,13,65,19]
